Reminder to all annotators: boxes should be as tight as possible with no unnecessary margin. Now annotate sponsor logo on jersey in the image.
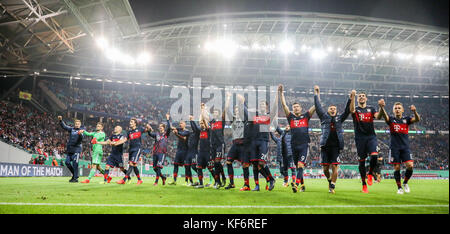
[356,111,373,123]
[253,115,271,125]
[390,123,409,134]
[290,118,308,128]
[211,121,223,130]
[200,131,208,139]
[128,131,141,140]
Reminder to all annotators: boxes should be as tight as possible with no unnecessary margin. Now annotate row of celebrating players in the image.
[58,84,420,194]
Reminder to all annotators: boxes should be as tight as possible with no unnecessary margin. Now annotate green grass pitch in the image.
[0,177,448,214]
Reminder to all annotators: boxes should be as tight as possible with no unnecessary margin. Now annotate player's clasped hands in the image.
[378,99,385,108]
[314,85,320,94]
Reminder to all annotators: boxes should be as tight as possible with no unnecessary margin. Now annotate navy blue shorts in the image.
[129,149,142,163]
[153,153,166,169]
[250,140,269,163]
[320,146,341,165]
[185,150,198,166]
[227,143,245,163]
[174,150,187,166]
[197,151,211,169]
[389,148,413,164]
[282,154,296,170]
[106,154,124,168]
[211,144,225,160]
[355,135,378,160]
[292,143,308,166]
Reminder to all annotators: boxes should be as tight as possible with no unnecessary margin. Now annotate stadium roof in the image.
[0,2,448,98]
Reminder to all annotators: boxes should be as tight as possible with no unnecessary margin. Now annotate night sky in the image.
[129,0,449,28]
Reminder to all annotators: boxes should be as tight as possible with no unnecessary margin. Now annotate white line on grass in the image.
[0,202,448,209]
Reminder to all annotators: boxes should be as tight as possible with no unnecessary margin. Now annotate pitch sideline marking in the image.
[0,202,448,209]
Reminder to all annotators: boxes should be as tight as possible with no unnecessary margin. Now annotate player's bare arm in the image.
[378,99,390,123]
[374,102,382,120]
[269,88,279,121]
[200,103,210,123]
[224,92,231,120]
[349,90,356,114]
[410,105,420,123]
[278,84,291,117]
[314,85,320,100]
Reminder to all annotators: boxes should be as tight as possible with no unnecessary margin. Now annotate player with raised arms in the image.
[248,96,277,191]
[223,92,250,190]
[147,114,171,186]
[210,106,227,189]
[58,116,85,183]
[168,120,190,185]
[191,108,213,188]
[278,84,316,192]
[186,114,202,186]
[378,100,420,194]
[313,85,352,193]
[349,90,383,193]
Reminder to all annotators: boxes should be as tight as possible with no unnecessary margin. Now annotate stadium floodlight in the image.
[105,48,121,61]
[379,51,390,57]
[311,49,328,60]
[395,52,413,60]
[251,43,261,50]
[327,46,334,52]
[95,37,108,50]
[357,49,370,56]
[204,41,213,51]
[204,39,238,58]
[216,39,238,58]
[137,52,151,65]
[279,40,295,54]
[415,54,437,63]
[300,45,308,52]
[121,54,136,65]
